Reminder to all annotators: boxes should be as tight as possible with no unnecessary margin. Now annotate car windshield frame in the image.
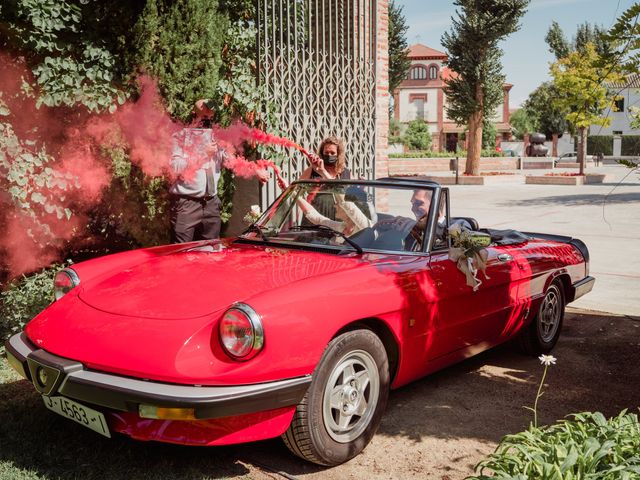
[236,178,447,256]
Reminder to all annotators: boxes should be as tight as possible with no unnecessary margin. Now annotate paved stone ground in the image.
[443,164,640,317]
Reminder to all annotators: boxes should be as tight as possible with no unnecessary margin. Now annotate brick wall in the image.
[388,157,519,176]
[375,0,390,179]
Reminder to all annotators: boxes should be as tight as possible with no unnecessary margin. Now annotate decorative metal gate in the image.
[256,0,378,206]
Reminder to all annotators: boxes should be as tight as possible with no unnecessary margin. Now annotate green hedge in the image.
[390,150,505,158]
[587,136,613,155]
[621,136,640,156]
[0,264,63,345]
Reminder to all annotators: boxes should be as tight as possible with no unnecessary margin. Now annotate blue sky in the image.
[396,0,636,107]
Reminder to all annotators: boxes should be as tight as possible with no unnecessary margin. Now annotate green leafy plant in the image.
[6,0,126,113]
[482,120,497,150]
[587,135,614,156]
[469,355,640,479]
[509,107,537,140]
[0,263,65,345]
[469,411,640,479]
[621,135,640,156]
[403,119,432,151]
[0,100,78,244]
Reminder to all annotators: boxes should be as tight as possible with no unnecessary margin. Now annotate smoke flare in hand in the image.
[215,123,315,161]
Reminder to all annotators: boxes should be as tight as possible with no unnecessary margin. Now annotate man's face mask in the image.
[323,154,338,165]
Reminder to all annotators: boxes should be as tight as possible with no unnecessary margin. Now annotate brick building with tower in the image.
[392,43,513,152]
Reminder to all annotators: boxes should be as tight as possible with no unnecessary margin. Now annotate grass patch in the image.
[0,359,265,480]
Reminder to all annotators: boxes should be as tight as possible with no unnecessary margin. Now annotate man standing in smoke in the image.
[169,99,226,242]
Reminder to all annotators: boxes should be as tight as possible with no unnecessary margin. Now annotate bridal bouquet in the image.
[448,224,492,291]
[243,204,262,224]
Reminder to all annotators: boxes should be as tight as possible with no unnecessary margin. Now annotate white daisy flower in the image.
[538,354,557,366]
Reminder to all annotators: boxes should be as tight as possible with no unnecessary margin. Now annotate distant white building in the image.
[589,73,640,156]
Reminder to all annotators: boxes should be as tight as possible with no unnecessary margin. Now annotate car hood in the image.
[78,242,364,319]
[25,242,399,384]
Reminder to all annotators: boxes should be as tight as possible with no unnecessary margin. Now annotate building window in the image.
[429,65,438,80]
[408,94,427,120]
[410,66,427,80]
[614,98,625,112]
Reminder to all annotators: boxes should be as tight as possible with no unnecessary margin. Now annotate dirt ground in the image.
[224,308,640,480]
[2,308,638,480]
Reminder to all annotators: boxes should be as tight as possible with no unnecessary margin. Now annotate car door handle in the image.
[497,253,513,262]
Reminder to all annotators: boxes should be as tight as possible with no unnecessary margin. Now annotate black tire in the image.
[519,281,565,355]
[282,329,390,466]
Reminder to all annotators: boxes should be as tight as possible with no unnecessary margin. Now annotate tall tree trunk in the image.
[466,83,484,176]
[578,126,587,176]
[466,110,483,175]
[552,133,558,157]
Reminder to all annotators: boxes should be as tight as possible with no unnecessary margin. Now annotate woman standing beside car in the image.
[300,136,350,180]
[299,136,351,222]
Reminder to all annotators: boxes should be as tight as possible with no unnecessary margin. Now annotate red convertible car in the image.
[5,178,594,466]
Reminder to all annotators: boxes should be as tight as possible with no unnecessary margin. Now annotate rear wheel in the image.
[519,281,565,355]
[282,329,390,466]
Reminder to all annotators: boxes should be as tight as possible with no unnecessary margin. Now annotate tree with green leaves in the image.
[604,3,640,167]
[0,0,256,279]
[550,43,623,175]
[523,82,569,155]
[542,21,614,157]
[509,107,536,140]
[441,0,529,175]
[1,0,137,112]
[403,119,432,151]
[482,119,497,150]
[131,0,228,122]
[524,82,568,137]
[603,2,640,74]
[545,22,571,60]
[545,21,613,61]
[388,0,411,97]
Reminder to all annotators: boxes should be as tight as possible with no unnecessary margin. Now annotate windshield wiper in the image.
[289,225,363,254]
[243,224,268,242]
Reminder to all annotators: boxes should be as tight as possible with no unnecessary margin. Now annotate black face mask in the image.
[323,154,338,165]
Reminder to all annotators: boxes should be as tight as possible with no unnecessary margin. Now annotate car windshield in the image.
[239,180,439,254]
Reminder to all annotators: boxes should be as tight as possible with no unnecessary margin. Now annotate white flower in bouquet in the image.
[243,205,262,224]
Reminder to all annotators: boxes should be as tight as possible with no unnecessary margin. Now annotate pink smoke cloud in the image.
[1,63,310,279]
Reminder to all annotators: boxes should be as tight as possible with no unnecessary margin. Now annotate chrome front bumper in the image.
[5,333,310,419]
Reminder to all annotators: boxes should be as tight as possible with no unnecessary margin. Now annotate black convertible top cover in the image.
[479,229,532,246]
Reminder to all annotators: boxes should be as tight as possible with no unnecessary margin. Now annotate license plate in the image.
[42,396,111,438]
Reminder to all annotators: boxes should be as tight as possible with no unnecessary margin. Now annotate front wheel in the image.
[519,281,565,355]
[282,329,390,466]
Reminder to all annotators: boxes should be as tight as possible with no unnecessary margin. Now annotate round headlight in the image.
[218,304,264,360]
[54,268,80,300]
